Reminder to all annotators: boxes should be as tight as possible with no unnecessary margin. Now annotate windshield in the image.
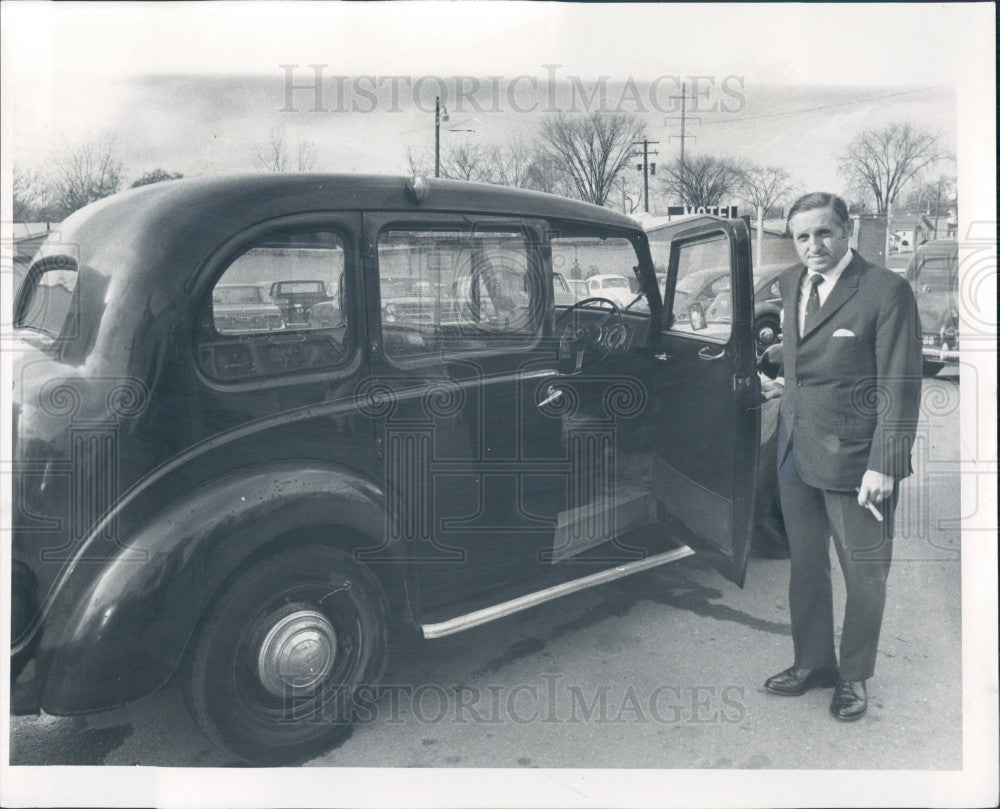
[601,277,629,289]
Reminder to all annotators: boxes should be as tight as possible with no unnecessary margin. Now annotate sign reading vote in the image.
[667,205,739,218]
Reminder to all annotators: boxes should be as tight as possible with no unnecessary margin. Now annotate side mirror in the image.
[688,302,707,331]
[757,343,784,379]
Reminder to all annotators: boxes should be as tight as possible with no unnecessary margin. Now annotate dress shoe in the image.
[764,666,839,696]
[830,680,867,721]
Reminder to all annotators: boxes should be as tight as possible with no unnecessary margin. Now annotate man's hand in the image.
[857,469,895,506]
[760,377,784,401]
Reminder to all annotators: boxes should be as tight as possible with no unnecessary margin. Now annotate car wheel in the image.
[185,545,388,764]
[754,316,780,353]
[922,360,945,377]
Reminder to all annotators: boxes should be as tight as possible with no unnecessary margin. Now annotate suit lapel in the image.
[800,253,865,342]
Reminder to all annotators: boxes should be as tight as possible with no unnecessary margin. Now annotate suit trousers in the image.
[777,432,896,681]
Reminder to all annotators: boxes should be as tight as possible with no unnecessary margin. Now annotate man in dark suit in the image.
[763,192,922,720]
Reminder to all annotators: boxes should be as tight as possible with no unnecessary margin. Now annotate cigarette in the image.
[855,488,885,522]
[862,501,884,522]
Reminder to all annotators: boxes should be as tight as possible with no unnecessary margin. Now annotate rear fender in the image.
[40,461,402,715]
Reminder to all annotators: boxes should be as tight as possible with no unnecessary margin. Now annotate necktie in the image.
[804,273,824,332]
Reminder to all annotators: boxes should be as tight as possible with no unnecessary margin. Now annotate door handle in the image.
[697,346,726,361]
[654,352,671,362]
[538,386,564,408]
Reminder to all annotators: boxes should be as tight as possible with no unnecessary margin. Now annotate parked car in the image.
[566,278,589,301]
[671,266,730,320]
[704,263,788,355]
[585,273,637,307]
[552,272,577,306]
[12,173,766,763]
[885,252,911,275]
[905,239,959,375]
[269,279,332,326]
[212,284,285,333]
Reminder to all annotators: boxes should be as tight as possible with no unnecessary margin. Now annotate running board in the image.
[421,545,695,639]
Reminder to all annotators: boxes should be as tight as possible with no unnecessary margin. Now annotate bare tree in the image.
[131,168,184,188]
[13,166,49,221]
[48,135,124,218]
[538,112,646,205]
[439,142,495,183]
[523,151,573,197]
[903,173,957,215]
[255,125,289,172]
[296,139,318,172]
[738,164,796,215]
[614,173,644,214]
[403,146,431,177]
[838,122,951,213]
[491,137,536,189]
[659,155,745,207]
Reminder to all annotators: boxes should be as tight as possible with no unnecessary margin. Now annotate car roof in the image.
[912,239,958,258]
[35,174,641,299]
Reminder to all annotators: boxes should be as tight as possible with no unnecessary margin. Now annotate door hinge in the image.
[732,374,755,391]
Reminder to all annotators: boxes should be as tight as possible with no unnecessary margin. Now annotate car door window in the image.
[917,257,956,293]
[666,234,732,341]
[378,228,541,360]
[196,229,351,380]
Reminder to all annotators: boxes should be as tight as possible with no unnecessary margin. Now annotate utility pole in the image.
[434,97,449,178]
[632,139,659,213]
[666,82,698,168]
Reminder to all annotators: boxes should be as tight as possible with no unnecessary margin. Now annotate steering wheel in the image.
[554,296,625,374]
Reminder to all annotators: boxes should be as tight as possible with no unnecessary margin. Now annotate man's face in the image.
[788,206,851,273]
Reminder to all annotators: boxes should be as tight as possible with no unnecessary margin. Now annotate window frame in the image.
[191,213,364,392]
[662,229,737,346]
[368,215,549,369]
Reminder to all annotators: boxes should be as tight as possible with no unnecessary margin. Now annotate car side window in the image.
[196,229,352,381]
[378,228,541,360]
[667,234,732,341]
[917,257,957,294]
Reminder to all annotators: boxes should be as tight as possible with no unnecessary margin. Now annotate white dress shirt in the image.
[797,248,854,337]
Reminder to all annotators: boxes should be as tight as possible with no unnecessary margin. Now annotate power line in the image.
[708,88,933,126]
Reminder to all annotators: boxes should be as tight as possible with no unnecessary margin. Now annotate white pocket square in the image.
[832,328,855,337]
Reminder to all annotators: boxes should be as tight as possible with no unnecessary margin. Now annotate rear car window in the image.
[196,230,352,381]
[14,259,79,341]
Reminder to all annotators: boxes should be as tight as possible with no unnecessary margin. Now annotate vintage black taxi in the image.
[905,239,960,375]
[11,173,760,762]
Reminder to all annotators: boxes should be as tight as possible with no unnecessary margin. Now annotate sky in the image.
[0,2,979,208]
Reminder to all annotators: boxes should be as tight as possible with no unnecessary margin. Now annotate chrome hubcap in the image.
[257,610,337,697]
[758,326,775,344]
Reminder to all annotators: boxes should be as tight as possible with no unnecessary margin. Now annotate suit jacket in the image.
[777,251,923,491]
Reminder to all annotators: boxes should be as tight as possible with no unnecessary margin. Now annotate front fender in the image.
[40,461,388,715]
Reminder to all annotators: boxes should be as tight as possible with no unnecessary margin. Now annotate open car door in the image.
[648,216,758,585]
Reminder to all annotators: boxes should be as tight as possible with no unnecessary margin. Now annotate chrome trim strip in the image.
[421,546,695,639]
[922,347,960,361]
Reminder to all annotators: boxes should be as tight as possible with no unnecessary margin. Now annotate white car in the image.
[585,274,636,307]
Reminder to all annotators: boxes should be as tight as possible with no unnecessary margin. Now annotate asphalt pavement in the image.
[8,371,964,770]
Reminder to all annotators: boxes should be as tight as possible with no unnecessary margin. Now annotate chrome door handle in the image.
[654,352,671,362]
[697,346,726,361]
[538,386,564,408]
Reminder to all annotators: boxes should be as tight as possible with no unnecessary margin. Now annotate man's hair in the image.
[785,192,851,235]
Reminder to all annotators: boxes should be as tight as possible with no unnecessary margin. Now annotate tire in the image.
[922,360,944,377]
[185,545,388,764]
[754,316,780,354]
